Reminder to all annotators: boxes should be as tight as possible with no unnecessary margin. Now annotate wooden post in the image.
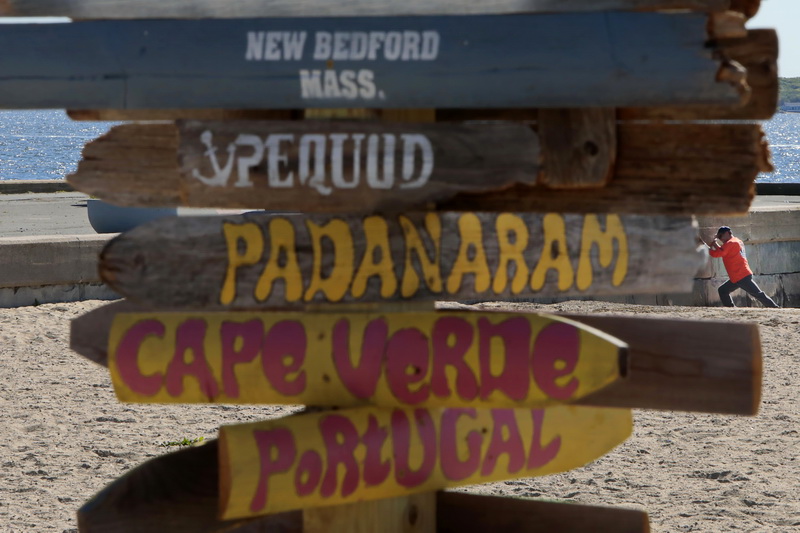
[47,3,773,531]
[537,108,616,189]
[303,493,435,533]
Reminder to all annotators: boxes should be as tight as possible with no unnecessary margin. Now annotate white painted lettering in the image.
[283,32,307,60]
[328,134,350,189]
[400,134,433,189]
[322,70,342,98]
[339,70,358,100]
[300,70,324,98]
[384,32,402,61]
[421,31,440,60]
[193,130,236,186]
[265,134,294,187]
[234,134,264,188]
[264,32,282,60]
[401,31,421,60]
[357,70,376,99]
[246,32,265,61]
[314,31,332,60]
[367,32,385,60]
[193,132,435,195]
[366,134,393,189]
[350,32,368,60]
[333,32,350,61]
[298,135,330,195]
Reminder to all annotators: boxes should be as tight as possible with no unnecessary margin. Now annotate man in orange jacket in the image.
[705,226,780,308]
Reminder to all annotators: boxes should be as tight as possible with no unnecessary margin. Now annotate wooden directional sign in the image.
[0,13,744,109]
[71,300,762,415]
[68,121,771,214]
[71,120,541,212]
[99,212,703,309]
[76,438,649,533]
[97,310,626,408]
[218,405,632,518]
[0,0,732,19]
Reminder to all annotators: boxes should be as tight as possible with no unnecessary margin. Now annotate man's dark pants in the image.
[718,275,780,308]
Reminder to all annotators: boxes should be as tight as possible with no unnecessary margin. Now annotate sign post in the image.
[25,0,773,530]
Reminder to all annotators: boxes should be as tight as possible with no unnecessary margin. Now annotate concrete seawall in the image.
[0,181,797,308]
[0,234,118,307]
[696,208,800,308]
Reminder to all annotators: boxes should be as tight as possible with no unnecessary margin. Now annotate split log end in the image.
[730,0,761,19]
[716,59,750,105]
[708,11,747,40]
[757,127,774,173]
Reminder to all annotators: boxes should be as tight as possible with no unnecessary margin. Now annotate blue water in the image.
[0,109,797,182]
[0,110,118,181]
[759,112,800,183]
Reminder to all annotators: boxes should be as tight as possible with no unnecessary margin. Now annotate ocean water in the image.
[0,109,797,182]
[0,110,118,181]
[760,112,800,183]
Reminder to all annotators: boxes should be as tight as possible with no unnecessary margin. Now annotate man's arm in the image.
[706,236,725,257]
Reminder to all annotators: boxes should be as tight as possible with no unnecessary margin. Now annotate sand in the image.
[0,299,798,532]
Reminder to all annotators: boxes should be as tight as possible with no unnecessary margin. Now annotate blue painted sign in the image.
[0,12,737,109]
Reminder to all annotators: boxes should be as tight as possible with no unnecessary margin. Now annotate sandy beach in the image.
[0,299,798,532]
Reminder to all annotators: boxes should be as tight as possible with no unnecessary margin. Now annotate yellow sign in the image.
[219,405,632,518]
[220,213,629,305]
[108,311,625,408]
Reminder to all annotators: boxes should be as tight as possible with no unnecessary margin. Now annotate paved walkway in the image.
[0,190,798,238]
[0,192,225,238]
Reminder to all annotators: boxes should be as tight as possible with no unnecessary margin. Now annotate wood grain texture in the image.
[708,11,746,39]
[729,0,760,18]
[77,440,302,533]
[0,0,731,18]
[170,120,539,211]
[76,437,645,533]
[217,406,631,518]
[437,492,649,533]
[619,30,778,121]
[76,309,626,407]
[0,14,741,110]
[537,108,616,189]
[71,300,761,415]
[303,493,435,533]
[69,122,767,215]
[434,30,777,122]
[438,123,767,215]
[561,313,761,415]
[65,29,777,123]
[96,212,703,309]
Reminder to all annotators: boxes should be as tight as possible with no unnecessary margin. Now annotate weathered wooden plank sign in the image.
[66,25,778,124]
[76,438,301,533]
[0,13,744,109]
[436,492,649,533]
[68,122,770,214]
[0,0,733,19]
[73,121,539,212]
[68,23,779,125]
[76,437,649,533]
[218,405,632,518]
[177,121,539,202]
[99,212,704,308]
[71,300,762,415]
[99,310,626,407]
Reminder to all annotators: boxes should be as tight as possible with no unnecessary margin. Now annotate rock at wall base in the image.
[0,283,120,308]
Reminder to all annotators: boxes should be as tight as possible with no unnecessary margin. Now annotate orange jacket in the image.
[709,236,753,283]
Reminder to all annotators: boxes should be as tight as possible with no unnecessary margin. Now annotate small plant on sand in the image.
[158,436,205,448]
